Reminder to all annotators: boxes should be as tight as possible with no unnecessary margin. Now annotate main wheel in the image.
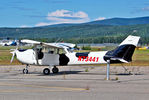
[52,67,59,74]
[43,68,50,75]
[23,68,28,74]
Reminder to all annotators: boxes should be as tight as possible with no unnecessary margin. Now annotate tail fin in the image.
[104,35,140,63]
[119,35,140,47]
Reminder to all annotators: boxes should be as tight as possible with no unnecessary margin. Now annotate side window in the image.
[41,47,54,54]
[39,46,66,54]
[58,49,66,54]
[48,48,55,54]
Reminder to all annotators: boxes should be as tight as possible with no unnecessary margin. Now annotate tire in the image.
[23,68,28,74]
[52,67,59,74]
[43,68,50,75]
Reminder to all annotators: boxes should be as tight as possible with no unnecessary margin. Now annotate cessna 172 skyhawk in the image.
[10,35,140,80]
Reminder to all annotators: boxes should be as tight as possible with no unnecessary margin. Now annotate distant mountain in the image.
[0,16,149,44]
[86,16,149,25]
[40,16,149,28]
[41,23,78,28]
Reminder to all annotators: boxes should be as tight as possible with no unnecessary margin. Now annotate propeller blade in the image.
[10,51,16,63]
[10,47,18,63]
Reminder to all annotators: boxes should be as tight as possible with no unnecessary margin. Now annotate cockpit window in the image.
[58,48,66,54]
[33,45,66,54]
[42,46,66,54]
[42,47,55,54]
[67,48,74,53]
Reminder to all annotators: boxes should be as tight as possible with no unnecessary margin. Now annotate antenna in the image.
[55,38,61,43]
[54,38,63,44]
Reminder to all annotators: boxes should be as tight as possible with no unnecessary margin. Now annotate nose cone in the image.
[16,49,35,65]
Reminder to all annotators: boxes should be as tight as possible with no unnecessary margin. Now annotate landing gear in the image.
[52,66,59,74]
[23,68,28,74]
[23,64,29,74]
[43,66,59,75]
[43,68,50,75]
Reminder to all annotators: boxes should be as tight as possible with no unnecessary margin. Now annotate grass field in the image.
[132,49,149,66]
[0,46,31,65]
[0,47,20,65]
[0,46,149,66]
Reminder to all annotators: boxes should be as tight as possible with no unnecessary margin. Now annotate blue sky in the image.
[0,0,149,27]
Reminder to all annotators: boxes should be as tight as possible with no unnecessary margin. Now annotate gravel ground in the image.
[0,65,149,100]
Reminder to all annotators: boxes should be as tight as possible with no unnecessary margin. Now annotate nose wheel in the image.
[23,64,29,74]
[23,68,28,74]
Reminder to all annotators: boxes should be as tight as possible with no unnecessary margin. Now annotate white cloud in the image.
[131,6,149,14]
[47,9,88,18]
[142,6,149,11]
[95,17,106,21]
[35,9,90,26]
[20,25,29,28]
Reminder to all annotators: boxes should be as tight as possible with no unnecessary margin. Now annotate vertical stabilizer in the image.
[104,35,140,63]
[119,35,140,46]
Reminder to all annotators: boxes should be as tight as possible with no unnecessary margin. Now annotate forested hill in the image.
[86,16,149,25]
[0,16,149,44]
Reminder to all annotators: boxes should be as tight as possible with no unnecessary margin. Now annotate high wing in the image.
[21,39,75,49]
[21,39,40,44]
[53,43,76,48]
[21,39,62,48]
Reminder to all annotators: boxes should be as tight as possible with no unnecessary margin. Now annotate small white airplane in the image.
[0,40,17,46]
[10,35,140,79]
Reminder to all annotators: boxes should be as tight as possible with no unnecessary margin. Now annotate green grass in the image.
[0,49,20,65]
[0,46,17,50]
[131,49,149,66]
[133,49,149,61]
[0,46,149,66]
[0,46,32,65]
[0,46,33,50]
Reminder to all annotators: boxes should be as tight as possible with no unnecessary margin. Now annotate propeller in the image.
[10,47,18,63]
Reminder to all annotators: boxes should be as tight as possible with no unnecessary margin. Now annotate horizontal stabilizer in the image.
[110,58,128,63]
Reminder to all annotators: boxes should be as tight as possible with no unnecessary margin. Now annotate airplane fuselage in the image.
[15,49,107,66]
